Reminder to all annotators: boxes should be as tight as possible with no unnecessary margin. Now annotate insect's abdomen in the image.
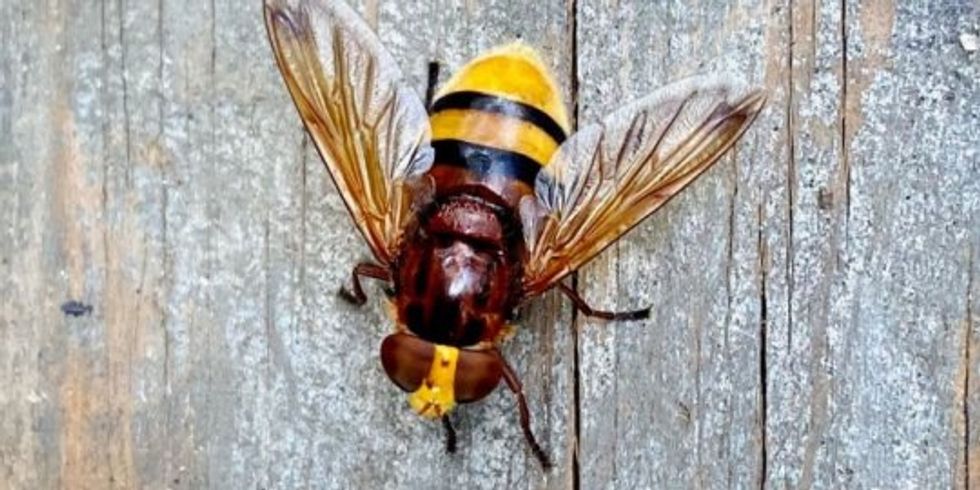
[428,43,570,208]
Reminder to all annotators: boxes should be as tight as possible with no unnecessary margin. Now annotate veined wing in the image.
[521,74,766,294]
[265,0,434,264]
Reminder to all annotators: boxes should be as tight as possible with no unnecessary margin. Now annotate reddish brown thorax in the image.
[393,188,525,348]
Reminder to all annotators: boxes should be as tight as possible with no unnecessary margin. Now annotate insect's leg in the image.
[558,283,650,321]
[425,61,441,113]
[497,351,552,470]
[441,415,457,454]
[338,262,391,306]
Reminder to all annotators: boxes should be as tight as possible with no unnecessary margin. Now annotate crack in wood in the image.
[839,0,851,254]
[157,0,172,464]
[161,177,172,484]
[571,273,582,490]
[568,0,582,487]
[295,134,309,337]
[758,202,769,489]
[117,0,132,188]
[723,146,739,490]
[568,0,580,128]
[264,216,273,378]
[966,248,974,490]
[202,2,218,487]
[786,0,796,354]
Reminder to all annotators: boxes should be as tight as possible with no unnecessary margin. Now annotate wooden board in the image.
[0,0,573,488]
[1,0,977,488]
[575,0,979,488]
[574,2,778,488]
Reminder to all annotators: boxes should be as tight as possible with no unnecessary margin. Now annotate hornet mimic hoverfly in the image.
[264,0,765,469]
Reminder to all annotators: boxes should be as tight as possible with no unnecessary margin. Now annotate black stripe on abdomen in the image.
[431,91,567,145]
[431,139,541,188]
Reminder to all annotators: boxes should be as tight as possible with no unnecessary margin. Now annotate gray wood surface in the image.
[0,0,976,489]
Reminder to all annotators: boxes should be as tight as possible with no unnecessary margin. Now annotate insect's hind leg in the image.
[558,283,650,321]
[338,262,391,306]
[497,352,552,470]
[425,61,441,113]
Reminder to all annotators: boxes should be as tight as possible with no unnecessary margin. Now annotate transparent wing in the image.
[521,74,766,294]
[265,0,434,264]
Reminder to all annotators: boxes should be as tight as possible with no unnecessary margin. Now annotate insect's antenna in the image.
[425,61,441,113]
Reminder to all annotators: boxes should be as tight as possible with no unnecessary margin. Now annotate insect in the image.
[264,0,765,469]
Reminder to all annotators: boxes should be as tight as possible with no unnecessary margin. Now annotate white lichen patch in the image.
[959,32,979,52]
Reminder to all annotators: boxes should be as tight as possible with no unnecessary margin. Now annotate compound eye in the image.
[454,349,503,402]
[380,333,434,392]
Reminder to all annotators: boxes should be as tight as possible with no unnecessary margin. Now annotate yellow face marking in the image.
[408,344,459,419]
[437,42,570,137]
[431,109,560,166]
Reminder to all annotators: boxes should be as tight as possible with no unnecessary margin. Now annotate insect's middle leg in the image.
[558,283,650,321]
[338,262,391,306]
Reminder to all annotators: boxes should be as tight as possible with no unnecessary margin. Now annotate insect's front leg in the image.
[338,262,391,306]
[557,283,650,321]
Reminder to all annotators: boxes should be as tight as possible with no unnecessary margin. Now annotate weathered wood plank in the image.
[769,0,847,486]
[816,2,978,487]
[1,0,576,488]
[771,2,978,487]
[1,1,978,489]
[574,1,785,488]
[1,1,163,488]
[575,0,979,489]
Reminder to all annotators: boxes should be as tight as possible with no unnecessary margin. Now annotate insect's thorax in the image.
[393,193,523,346]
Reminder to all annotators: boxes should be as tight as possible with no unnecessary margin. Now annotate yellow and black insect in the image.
[264,0,764,468]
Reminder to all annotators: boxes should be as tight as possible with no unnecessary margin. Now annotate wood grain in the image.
[1,0,977,489]
[575,2,780,488]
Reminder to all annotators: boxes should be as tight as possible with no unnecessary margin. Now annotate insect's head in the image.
[380,332,503,418]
